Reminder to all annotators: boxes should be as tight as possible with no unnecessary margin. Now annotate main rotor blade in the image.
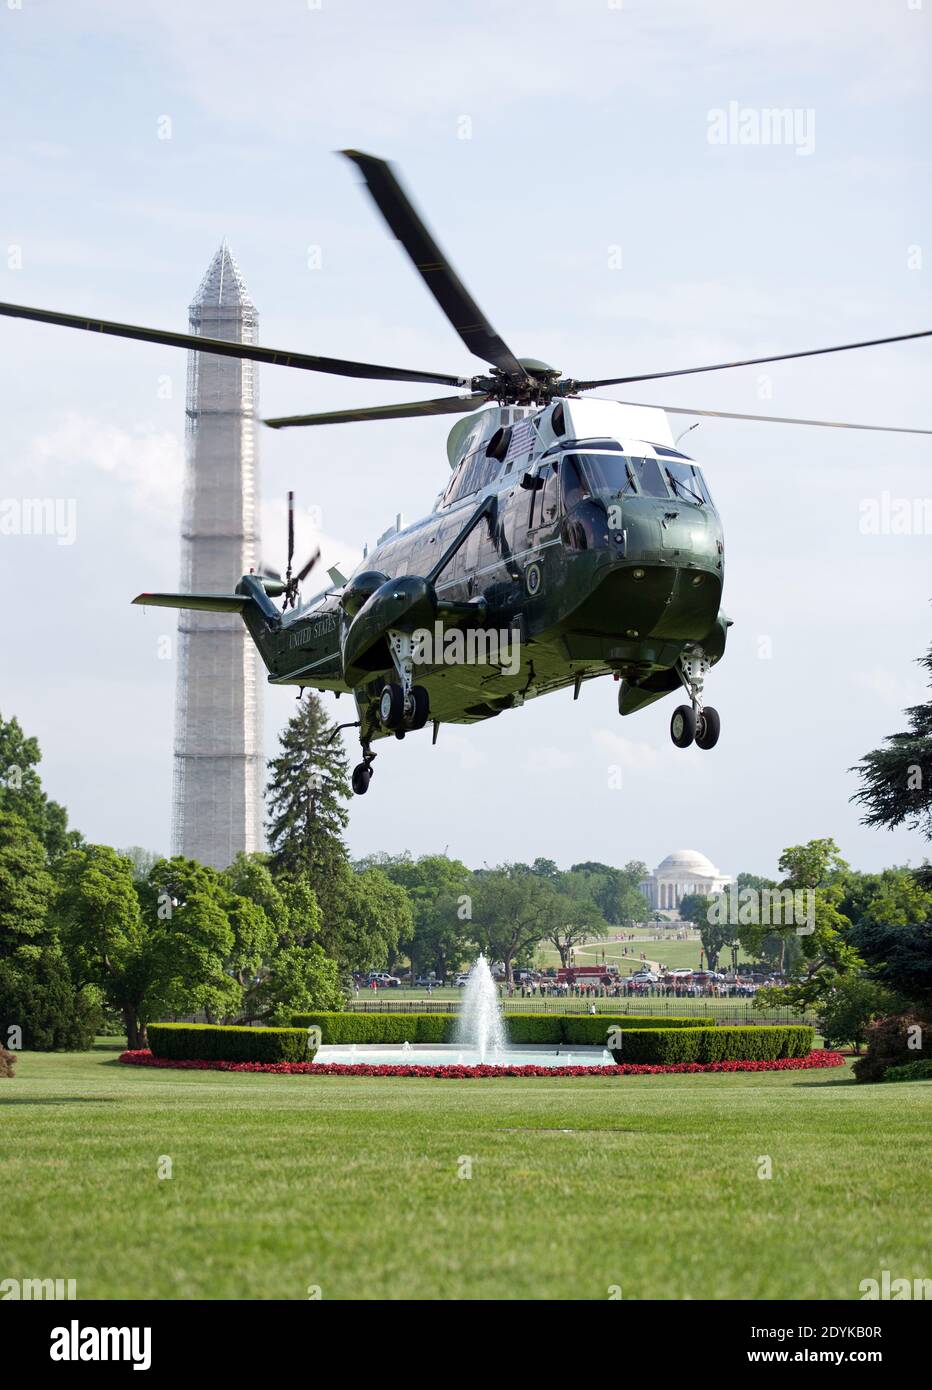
[341,150,527,379]
[264,392,489,430]
[617,399,932,435]
[577,328,932,390]
[0,300,467,388]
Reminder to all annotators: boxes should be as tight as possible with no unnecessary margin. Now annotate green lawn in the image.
[2,1042,929,1300]
[536,931,752,974]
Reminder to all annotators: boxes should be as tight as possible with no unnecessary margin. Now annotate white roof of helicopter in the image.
[448,396,677,466]
[545,397,676,449]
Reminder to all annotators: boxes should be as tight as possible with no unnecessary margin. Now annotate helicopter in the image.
[2,151,930,796]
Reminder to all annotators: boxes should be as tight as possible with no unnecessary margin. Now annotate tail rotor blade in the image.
[296,550,322,585]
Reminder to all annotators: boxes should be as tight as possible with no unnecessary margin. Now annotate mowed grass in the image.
[536,932,751,974]
[2,1043,930,1301]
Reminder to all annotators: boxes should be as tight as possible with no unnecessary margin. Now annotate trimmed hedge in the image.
[609,1025,814,1065]
[148,1023,315,1063]
[882,1058,932,1083]
[291,1012,709,1045]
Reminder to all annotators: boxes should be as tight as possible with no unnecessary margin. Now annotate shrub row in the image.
[148,1023,315,1063]
[882,1058,932,1083]
[290,1012,709,1045]
[609,1025,814,1065]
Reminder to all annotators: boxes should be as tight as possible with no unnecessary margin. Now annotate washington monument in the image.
[171,243,264,868]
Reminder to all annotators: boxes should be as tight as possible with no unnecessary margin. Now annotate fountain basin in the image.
[312,1043,617,1070]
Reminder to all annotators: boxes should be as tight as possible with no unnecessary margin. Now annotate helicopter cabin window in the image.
[446,448,503,506]
[662,459,706,506]
[561,457,591,509]
[578,452,668,499]
[538,460,560,527]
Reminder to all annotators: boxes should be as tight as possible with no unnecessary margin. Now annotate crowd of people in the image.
[506,975,765,1000]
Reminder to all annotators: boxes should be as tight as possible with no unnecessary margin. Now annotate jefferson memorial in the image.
[639,849,732,913]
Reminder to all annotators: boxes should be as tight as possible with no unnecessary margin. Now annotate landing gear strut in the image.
[670,646,720,751]
[351,736,376,796]
[381,629,431,732]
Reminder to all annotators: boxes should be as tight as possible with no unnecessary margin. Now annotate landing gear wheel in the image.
[695,706,720,750]
[379,682,405,731]
[670,704,696,749]
[410,686,430,731]
[351,763,372,795]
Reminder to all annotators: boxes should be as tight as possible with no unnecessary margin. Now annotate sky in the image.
[0,0,929,881]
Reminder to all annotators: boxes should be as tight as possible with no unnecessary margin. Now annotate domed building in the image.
[639,850,732,914]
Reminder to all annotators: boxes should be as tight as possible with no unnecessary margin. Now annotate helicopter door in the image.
[528,462,560,541]
[524,461,563,599]
[463,523,481,596]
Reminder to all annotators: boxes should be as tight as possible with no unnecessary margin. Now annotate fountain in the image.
[453,955,508,1063]
[311,954,616,1070]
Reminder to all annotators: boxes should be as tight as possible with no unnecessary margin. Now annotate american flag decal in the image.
[505,418,536,460]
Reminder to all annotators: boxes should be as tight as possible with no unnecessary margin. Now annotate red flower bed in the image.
[119,1049,845,1078]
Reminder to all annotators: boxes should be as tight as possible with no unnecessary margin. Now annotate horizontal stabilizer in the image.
[132,592,249,613]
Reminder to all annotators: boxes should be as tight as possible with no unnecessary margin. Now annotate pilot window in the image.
[572,452,669,499]
[561,457,591,509]
[663,459,706,506]
[538,462,560,527]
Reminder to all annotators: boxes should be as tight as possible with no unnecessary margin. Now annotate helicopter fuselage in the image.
[246,397,729,741]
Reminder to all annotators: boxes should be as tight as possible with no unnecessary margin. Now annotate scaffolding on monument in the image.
[170,244,264,868]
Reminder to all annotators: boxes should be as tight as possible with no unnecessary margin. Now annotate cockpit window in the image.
[663,460,705,506]
[571,452,669,499]
[561,457,591,509]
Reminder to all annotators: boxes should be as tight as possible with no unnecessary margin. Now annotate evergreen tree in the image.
[852,642,932,884]
[0,712,81,862]
[266,694,351,888]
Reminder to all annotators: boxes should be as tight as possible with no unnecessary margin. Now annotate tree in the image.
[838,866,932,929]
[366,853,471,976]
[266,694,351,890]
[543,872,604,969]
[467,866,563,983]
[816,976,901,1053]
[0,711,81,861]
[0,953,100,1051]
[253,942,344,1024]
[57,848,238,1048]
[678,892,736,970]
[55,844,151,1047]
[570,860,648,926]
[852,641,932,881]
[310,860,411,972]
[0,812,56,961]
[754,839,861,1009]
[778,838,848,889]
[848,919,932,1009]
[118,846,164,883]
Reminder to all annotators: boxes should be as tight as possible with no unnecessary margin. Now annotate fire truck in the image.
[556,965,619,987]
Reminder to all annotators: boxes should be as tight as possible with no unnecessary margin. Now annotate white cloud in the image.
[592,729,662,771]
[524,746,580,772]
[28,413,184,520]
